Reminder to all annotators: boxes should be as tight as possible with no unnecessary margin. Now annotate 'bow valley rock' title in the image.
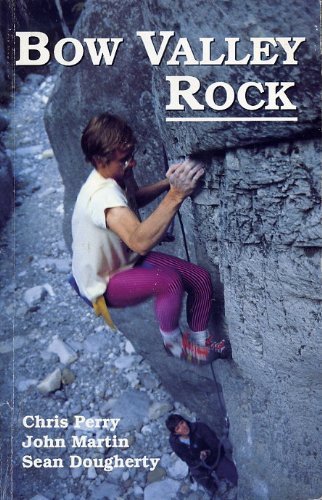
[15,31,306,113]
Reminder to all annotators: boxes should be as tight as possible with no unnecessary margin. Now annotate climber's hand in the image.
[166,159,204,200]
[200,450,211,460]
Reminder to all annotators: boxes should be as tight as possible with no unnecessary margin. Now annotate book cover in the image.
[0,0,320,499]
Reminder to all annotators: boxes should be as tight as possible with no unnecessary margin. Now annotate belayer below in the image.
[71,112,230,365]
[166,414,238,497]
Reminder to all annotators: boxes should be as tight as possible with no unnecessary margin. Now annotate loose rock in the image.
[61,368,76,385]
[37,368,62,394]
[110,389,150,431]
[90,481,122,499]
[15,145,43,156]
[167,458,189,480]
[114,354,135,370]
[148,401,173,420]
[16,378,38,392]
[125,339,136,354]
[83,332,110,353]
[144,478,181,500]
[41,148,54,159]
[0,336,26,353]
[87,466,97,479]
[23,284,54,308]
[47,337,77,365]
[147,466,167,484]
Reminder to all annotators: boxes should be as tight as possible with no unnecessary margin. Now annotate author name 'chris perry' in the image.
[22,415,120,431]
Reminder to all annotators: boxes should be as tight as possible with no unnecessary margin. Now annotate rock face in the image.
[146,0,320,154]
[45,0,321,499]
[194,139,321,498]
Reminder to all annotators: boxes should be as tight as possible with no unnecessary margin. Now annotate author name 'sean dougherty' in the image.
[21,415,160,472]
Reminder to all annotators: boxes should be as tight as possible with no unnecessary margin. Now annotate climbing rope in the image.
[177,209,191,263]
[210,362,230,438]
[162,143,231,439]
[162,145,191,262]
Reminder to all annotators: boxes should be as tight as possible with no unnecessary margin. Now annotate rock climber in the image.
[166,414,238,496]
[71,112,229,364]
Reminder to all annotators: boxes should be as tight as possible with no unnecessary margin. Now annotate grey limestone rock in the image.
[30,496,50,500]
[148,401,173,420]
[114,354,135,370]
[144,0,320,154]
[15,144,43,156]
[15,378,38,392]
[0,336,26,353]
[23,284,54,308]
[143,478,181,500]
[90,481,122,499]
[37,368,62,394]
[44,0,164,249]
[110,389,150,432]
[83,332,110,353]
[167,457,189,480]
[146,466,166,483]
[47,337,78,365]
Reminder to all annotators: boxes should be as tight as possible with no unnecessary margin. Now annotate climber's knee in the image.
[162,269,184,295]
[197,267,212,290]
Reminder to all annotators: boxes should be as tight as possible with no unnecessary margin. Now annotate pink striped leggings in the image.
[104,251,213,332]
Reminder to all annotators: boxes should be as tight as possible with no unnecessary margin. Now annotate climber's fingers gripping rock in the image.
[166,159,204,200]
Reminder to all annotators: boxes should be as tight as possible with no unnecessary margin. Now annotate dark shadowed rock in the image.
[0,114,9,132]
[0,31,7,96]
[0,138,13,228]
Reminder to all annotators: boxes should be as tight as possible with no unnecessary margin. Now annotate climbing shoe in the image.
[181,333,231,365]
[163,338,187,361]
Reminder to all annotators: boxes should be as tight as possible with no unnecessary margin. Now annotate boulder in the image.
[44,0,164,249]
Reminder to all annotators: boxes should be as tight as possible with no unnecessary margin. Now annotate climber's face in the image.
[116,148,136,173]
[174,419,190,437]
[96,148,136,185]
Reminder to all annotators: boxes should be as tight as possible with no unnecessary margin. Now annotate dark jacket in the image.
[169,421,223,469]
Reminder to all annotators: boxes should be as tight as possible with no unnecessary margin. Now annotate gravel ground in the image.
[0,74,237,500]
